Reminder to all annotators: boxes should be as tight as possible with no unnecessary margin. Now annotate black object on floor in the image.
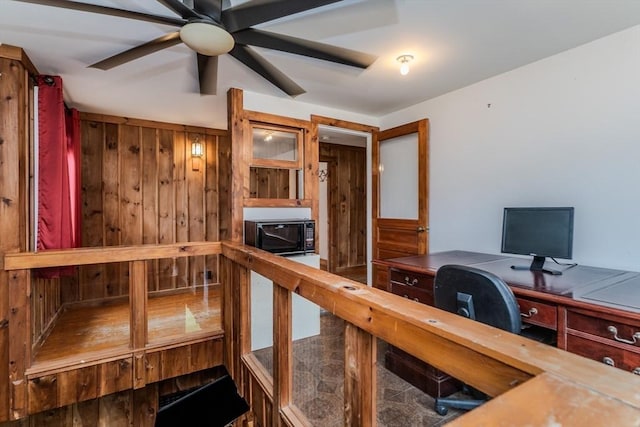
[156,371,249,427]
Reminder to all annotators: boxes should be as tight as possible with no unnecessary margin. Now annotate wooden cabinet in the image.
[516,297,557,330]
[375,251,640,395]
[385,268,460,398]
[566,308,640,375]
[385,347,461,398]
[389,268,434,304]
[567,335,640,374]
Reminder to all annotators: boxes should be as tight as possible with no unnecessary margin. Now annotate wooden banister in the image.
[220,240,640,425]
[4,241,640,425]
[3,242,221,270]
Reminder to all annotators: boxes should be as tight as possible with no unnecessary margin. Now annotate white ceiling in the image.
[2,0,640,131]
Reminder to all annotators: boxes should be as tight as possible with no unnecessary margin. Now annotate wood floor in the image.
[32,285,222,370]
[325,264,367,284]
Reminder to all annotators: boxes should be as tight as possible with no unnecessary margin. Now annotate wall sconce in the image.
[397,54,414,76]
[191,137,203,171]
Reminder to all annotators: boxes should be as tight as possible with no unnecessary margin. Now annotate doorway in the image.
[313,116,377,285]
[319,132,367,282]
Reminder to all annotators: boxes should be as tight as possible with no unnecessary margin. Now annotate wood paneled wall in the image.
[249,167,294,199]
[320,142,367,272]
[71,113,227,302]
[0,366,227,427]
[0,46,37,423]
[29,114,228,354]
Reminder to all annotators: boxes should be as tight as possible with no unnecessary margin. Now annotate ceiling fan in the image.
[14,0,377,96]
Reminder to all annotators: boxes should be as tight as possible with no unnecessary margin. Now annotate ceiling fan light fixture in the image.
[180,21,235,56]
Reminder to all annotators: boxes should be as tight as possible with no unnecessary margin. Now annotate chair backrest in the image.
[434,264,522,333]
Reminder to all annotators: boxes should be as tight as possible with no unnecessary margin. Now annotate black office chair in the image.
[432,264,528,416]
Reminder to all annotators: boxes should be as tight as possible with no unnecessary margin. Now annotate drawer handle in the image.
[603,356,615,367]
[633,368,640,375]
[607,325,640,345]
[520,307,538,318]
[402,294,420,303]
[404,277,418,286]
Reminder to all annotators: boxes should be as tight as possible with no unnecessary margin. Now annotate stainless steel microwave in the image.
[244,219,315,256]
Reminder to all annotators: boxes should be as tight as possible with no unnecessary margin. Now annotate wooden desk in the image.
[373,250,640,397]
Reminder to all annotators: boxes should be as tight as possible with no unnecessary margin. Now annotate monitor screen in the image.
[501,207,574,260]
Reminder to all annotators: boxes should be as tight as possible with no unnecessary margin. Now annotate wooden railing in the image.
[221,241,640,426]
[3,242,224,420]
[5,241,640,425]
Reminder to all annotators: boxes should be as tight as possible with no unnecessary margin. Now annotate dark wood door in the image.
[320,143,367,276]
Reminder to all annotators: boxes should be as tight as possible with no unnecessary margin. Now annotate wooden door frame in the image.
[311,116,378,282]
[318,156,337,272]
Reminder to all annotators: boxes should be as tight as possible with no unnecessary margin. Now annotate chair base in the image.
[434,396,486,415]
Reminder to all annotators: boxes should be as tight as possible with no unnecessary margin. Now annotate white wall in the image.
[380,24,640,271]
[243,91,378,124]
[251,254,321,351]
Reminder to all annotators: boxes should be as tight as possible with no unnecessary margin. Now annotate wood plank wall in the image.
[68,113,226,301]
[28,113,229,383]
[249,168,293,199]
[0,46,36,423]
[319,142,367,273]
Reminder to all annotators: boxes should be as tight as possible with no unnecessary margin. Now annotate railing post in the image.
[273,282,292,427]
[129,260,147,351]
[7,269,30,420]
[221,255,251,382]
[344,323,376,427]
[129,260,147,390]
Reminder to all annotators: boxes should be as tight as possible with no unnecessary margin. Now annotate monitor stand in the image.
[510,255,562,276]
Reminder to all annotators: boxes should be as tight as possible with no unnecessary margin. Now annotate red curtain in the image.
[36,75,81,278]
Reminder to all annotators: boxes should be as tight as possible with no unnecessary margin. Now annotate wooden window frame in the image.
[243,110,313,208]
[249,123,304,170]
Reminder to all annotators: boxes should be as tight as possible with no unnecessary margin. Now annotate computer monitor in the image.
[501,207,574,276]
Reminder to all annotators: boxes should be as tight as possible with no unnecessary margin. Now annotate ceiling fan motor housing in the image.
[179,19,235,56]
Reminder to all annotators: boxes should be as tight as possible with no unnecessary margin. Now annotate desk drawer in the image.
[389,269,434,292]
[567,334,640,375]
[390,283,433,305]
[516,298,557,330]
[567,310,640,349]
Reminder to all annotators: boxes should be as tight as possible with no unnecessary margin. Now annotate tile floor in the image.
[253,311,464,426]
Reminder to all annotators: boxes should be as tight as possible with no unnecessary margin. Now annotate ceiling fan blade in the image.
[197,54,218,95]
[229,45,305,97]
[222,0,341,33]
[156,0,202,20]
[234,29,376,69]
[193,0,222,22]
[89,32,182,70]
[11,0,185,26]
